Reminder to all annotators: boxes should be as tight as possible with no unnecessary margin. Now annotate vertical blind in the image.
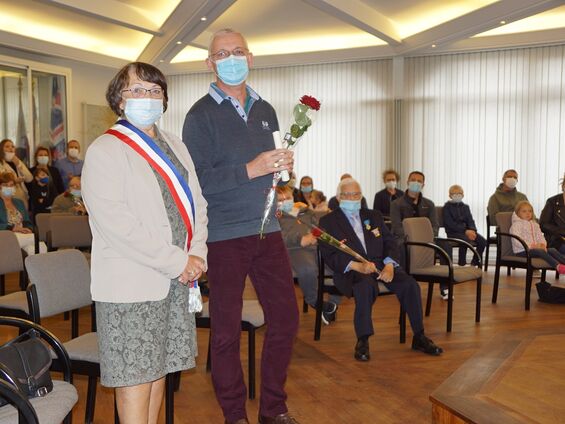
[402,45,565,233]
[162,59,393,201]
[162,44,565,234]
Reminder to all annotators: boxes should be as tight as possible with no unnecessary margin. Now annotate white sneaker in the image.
[440,289,453,301]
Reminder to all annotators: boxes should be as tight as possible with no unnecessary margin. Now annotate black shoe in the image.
[354,339,370,361]
[321,301,337,325]
[412,334,443,356]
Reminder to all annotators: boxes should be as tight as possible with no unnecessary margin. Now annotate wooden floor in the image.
[2,267,564,423]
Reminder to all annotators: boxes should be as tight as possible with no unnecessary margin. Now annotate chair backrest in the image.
[403,217,436,271]
[495,212,514,257]
[486,214,494,238]
[34,213,53,243]
[436,206,444,228]
[0,231,24,275]
[49,215,92,249]
[25,249,92,318]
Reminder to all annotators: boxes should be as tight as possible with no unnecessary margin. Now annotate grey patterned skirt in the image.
[96,280,197,387]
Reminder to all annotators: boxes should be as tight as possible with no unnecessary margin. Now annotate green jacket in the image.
[487,184,528,218]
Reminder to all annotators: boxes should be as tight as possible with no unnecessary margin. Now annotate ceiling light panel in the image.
[360,0,497,38]
[0,0,158,60]
[474,5,565,37]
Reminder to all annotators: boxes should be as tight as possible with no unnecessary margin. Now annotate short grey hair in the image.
[208,28,248,56]
[336,177,362,201]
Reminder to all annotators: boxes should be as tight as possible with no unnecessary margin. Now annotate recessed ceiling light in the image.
[159,59,164,63]
[500,20,506,25]
[176,41,182,45]
[200,16,207,21]
[431,44,437,48]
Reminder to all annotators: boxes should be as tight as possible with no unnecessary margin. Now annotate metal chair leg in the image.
[476,277,482,323]
[446,285,453,332]
[492,264,501,303]
[525,268,533,311]
[399,306,406,344]
[85,376,97,424]
[425,283,434,316]
[165,373,174,424]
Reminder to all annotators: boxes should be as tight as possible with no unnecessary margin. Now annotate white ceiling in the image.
[0,0,564,74]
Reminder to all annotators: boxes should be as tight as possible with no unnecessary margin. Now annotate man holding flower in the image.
[319,178,443,361]
[182,28,299,424]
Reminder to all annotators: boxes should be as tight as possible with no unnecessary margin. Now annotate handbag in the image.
[0,329,53,407]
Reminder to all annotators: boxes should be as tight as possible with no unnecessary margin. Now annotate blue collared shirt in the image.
[209,83,260,122]
[55,157,84,189]
[342,210,398,273]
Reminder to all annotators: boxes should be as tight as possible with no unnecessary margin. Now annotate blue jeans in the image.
[516,248,565,268]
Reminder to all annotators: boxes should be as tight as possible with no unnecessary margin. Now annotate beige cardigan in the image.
[82,127,208,303]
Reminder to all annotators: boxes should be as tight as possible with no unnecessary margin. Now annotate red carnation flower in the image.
[311,227,323,238]
[300,95,321,111]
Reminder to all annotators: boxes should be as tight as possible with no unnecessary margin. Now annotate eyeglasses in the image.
[121,87,163,99]
[340,191,362,198]
[209,48,248,61]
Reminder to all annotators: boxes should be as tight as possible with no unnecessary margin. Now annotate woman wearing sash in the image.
[82,62,208,423]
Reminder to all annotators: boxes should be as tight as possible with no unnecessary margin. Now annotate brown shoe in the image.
[258,413,299,423]
[225,419,249,424]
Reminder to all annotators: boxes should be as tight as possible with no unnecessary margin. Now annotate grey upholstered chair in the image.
[24,249,102,424]
[196,299,265,400]
[0,231,29,319]
[403,217,482,332]
[492,212,553,310]
[47,215,92,252]
[0,316,78,424]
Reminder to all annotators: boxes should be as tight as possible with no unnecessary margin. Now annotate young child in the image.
[443,184,486,266]
[510,200,565,274]
[28,167,56,217]
[310,189,329,213]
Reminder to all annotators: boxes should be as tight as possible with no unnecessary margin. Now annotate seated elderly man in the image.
[487,169,529,218]
[51,175,87,215]
[328,173,368,211]
[319,178,443,361]
[276,186,341,323]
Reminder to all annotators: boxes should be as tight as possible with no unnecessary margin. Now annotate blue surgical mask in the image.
[408,181,422,193]
[39,177,49,185]
[279,199,294,213]
[301,186,313,193]
[1,186,15,197]
[340,199,361,213]
[71,189,81,198]
[216,55,249,86]
[124,98,163,128]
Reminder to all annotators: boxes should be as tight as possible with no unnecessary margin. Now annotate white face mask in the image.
[68,148,80,159]
[505,177,518,189]
[385,181,397,190]
[124,98,164,129]
[4,151,15,162]
[450,194,463,203]
[37,156,49,166]
[1,186,15,197]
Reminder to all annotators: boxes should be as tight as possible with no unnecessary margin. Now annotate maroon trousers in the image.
[206,232,299,422]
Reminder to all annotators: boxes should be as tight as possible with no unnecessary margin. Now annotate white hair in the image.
[336,177,362,201]
[208,28,248,55]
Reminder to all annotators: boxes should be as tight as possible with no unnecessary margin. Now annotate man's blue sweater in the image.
[183,92,281,242]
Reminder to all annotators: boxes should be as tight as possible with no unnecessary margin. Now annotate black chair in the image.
[403,218,482,332]
[484,215,497,271]
[314,248,406,343]
[0,316,78,424]
[492,212,553,310]
[195,299,265,400]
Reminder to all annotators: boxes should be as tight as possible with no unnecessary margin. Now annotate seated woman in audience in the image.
[443,184,486,266]
[0,172,46,255]
[29,146,65,195]
[51,176,86,215]
[0,139,33,209]
[28,168,57,217]
[295,175,314,206]
[373,169,404,219]
[310,189,329,213]
[276,186,340,323]
[510,200,565,274]
[540,173,565,255]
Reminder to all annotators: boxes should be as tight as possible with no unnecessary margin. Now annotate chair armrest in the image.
[495,231,532,262]
[0,379,39,423]
[436,237,482,268]
[404,240,454,279]
[0,316,73,383]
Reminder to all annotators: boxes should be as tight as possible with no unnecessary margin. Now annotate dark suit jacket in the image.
[540,193,565,249]
[319,208,398,297]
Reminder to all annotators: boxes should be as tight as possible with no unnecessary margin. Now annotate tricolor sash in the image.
[106,119,195,250]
